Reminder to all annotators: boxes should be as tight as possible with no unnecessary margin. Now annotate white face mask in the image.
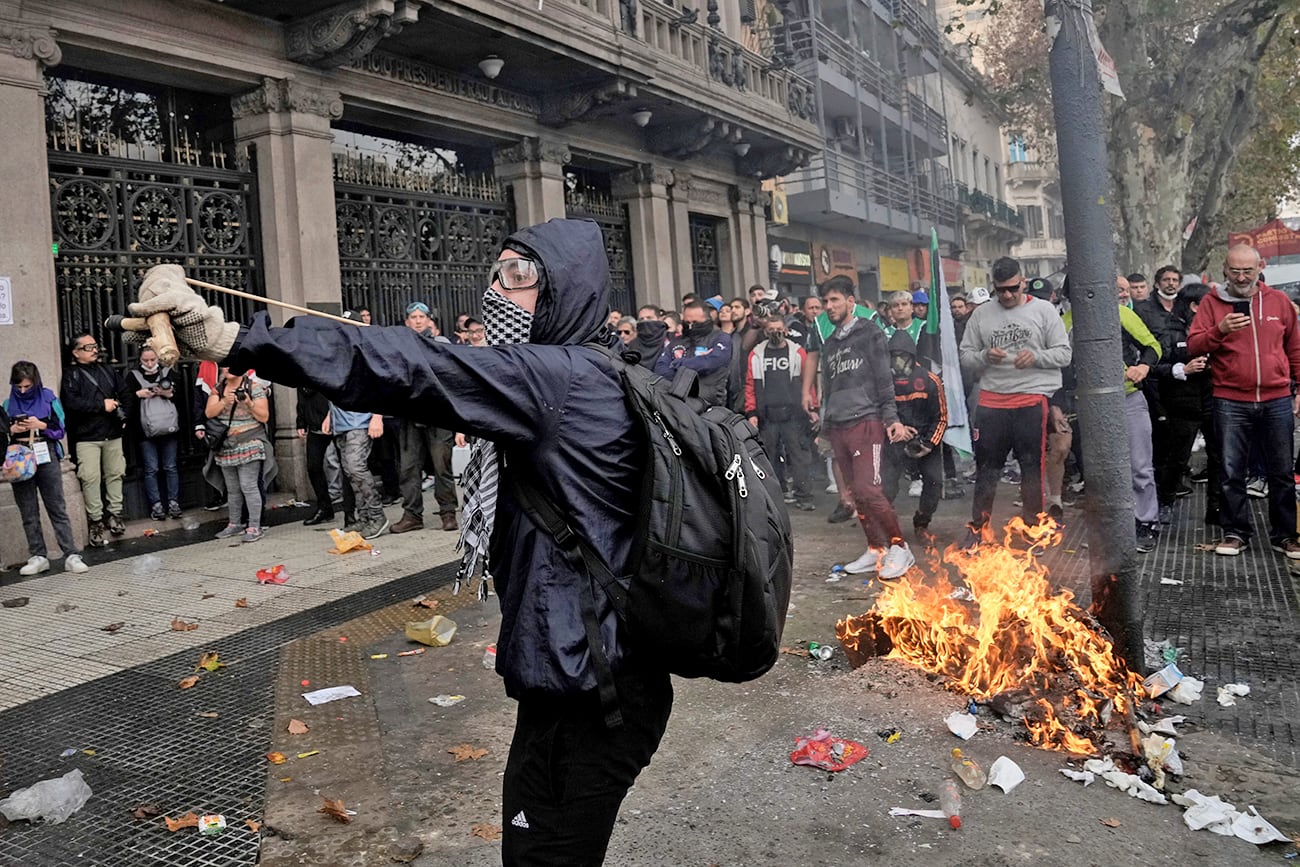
[141,359,160,374]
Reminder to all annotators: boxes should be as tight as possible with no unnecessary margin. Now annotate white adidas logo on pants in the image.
[511,810,529,829]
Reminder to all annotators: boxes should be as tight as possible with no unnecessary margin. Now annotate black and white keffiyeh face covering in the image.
[456,286,534,598]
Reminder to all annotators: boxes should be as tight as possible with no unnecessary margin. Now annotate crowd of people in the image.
[604,242,1300,574]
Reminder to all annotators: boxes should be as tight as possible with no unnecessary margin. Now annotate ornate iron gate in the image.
[564,186,635,315]
[334,151,513,328]
[689,214,723,298]
[49,150,264,515]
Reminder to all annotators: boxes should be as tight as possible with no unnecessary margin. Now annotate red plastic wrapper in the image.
[256,565,289,585]
[789,728,869,772]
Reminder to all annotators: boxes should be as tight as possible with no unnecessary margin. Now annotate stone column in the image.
[731,180,766,289]
[493,137,570,228]
[666,169,696,300]
[232,76,344,500]
[612,163,675,312]
[0,21,87,563]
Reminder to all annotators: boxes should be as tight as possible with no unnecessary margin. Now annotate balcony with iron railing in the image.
[786,18,902,108]
[784,147,958,237]
[1007,161,1060,187]
[956,183,1026,232]
[888,0,945,57]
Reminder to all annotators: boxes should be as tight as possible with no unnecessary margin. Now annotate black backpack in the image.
[510,344,793,726]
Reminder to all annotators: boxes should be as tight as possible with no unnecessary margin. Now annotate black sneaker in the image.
[150,503,165,521]
[827,503,854,524]
[107,513,126,536]
[168,500,183,519]
[88,520,108,548]
[1136,522,1159,553]
[1047,503,1064,521]
[959,524,985,552]
[1174,485,1193,498]
[1190,468,1208,483]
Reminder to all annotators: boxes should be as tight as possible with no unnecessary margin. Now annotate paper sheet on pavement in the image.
[302,685,362,705]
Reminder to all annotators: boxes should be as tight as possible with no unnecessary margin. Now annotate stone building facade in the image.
[0,0,819,557]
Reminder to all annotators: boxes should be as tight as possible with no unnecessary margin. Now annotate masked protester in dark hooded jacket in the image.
[654,300,733,405]
[127,219,671,867]
[880,330,948,532]
[626,318,669,371]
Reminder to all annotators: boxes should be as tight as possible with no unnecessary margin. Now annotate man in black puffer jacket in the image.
[59,333,132,546]
[128,219,669,867]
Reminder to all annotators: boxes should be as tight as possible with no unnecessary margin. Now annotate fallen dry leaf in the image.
[170,617,199,632]
[55,602,77,613]
[1100,817,1121,828]
[1,597,29,608]
[779,646,806,657]
[196,651,225,672]
[265,752,287,764]
[130,803,162,819]
[287,719,310,735]
[245,818,262,832]
[471,823,502,841]
[318,797,351,824]
[201,593,216,600]
[234,598,248,608]
[164,812,199,832]
[448,743,489,762]
[102,622,125,633]
[412,597,438,610]
[178,675,200,690]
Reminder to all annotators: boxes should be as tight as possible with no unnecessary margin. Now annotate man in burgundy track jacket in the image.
[1187,244,1300,558]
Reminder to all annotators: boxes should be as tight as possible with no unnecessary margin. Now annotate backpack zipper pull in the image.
[748,457,766,480]
[725,454,748,497]
[653,410,682,456]
[725,454,742,479]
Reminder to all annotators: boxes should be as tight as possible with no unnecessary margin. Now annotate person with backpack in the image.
[204,368,273,543]
[815,279,916,579]
[131,347,183,520]
[880,330,948,535]
[59,332,132,547]
[125,220,790,866]
[5,361,89,576]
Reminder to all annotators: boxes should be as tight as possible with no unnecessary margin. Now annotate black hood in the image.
[503,218,615,347]
[887,328,917,357]
[627,319,669,367]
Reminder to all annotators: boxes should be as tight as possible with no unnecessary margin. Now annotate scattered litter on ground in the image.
[370,653,389,659]
[876,727,902,744]
[1137,715,1186,736]
[944,710,977,740]
[1159,577,1184,586]
[245,819,261,832]
[471,823,502,841]
[1060,768,1095,786]
[142,528,159,537]
[1100,817,1121,828]
[449,743,489,762]
[170,617,198,632]
[1142,733,1183,786]
[266,752,287,764]
[1143,663,1183,698]
[987,756,1025,793]
[287,719,309,735]
[406,615,457,647]
[1067,758,1167,804]
[201,593,216,600]
[888,807,947,820]
[0,769,93,824]
[129,554,162,577]
[296,750,319,759]
[273,499,311,509]
[779,646,806,657]
[195,711,219,718]
[1172,790,1291,844]
[1216,683,1250,707]
[319,797,352,824]
[302,685,362,706]
[234,598,248,608]
[430,694,466,707]
[81,749,96,756]
[327,529,372,554]
[54,602,77,613]
[165,812,199,832]
[950,748,986,789]
[2,597,30,608]
[412,596,438,610]
[59,748,76,758]
[397,648,426,657]
[807,642,833,660]
[789,728,868,772]
[1167,676,1205,705]
[199,814,227,835]
[948,586,974,601]
[101,621,125,633]
[181,517,200,531]
[256,565,289,585]
[130,803,162,819]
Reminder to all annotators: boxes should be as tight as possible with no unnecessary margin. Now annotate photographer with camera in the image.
[205,367,274,543]
[59,332,132,548]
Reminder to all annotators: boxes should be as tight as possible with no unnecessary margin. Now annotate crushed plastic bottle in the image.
[129,554,162,578]
[482,644,497,670]
[826,564,845,583]
[951,748,987,790]
[938,779,962,829]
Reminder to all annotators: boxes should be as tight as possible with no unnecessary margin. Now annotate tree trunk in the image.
[1099,0,1281,275]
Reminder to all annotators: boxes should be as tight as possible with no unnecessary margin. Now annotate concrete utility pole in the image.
[1043,0,1143,672]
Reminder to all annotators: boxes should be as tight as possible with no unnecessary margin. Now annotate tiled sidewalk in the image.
[0,507,461,711]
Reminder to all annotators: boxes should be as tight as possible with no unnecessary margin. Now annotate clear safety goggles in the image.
[489,257,541,291]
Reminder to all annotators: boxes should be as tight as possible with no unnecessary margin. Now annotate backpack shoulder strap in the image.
[507,471,627,729]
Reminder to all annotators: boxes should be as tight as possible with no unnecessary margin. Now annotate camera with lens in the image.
[234,382,252,402]
[114,407,128,424]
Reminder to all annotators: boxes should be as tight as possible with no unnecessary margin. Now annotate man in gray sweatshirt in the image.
[959,257,1072,545]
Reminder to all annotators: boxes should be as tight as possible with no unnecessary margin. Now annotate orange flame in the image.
[837,517,1144,754]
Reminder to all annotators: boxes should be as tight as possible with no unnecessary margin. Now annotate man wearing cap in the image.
[391,301,460,534]
[911,289,929,325]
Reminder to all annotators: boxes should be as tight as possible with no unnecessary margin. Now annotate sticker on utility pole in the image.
[0,277,12,325]
[1084,14,1125,99]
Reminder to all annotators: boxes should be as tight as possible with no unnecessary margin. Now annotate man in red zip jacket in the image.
[1187,244,1300,558]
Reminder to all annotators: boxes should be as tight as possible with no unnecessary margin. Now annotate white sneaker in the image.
[825,480,838,494]
[65,554,89,574]
[908,479,924,497]
[844,548,880,574]
[19,556,50,576]
[878,543,915,580]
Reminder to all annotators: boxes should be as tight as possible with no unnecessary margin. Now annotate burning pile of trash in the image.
[836,518,1144,754]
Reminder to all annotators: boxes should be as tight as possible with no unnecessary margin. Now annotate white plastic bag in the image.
[0,769,93,824]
